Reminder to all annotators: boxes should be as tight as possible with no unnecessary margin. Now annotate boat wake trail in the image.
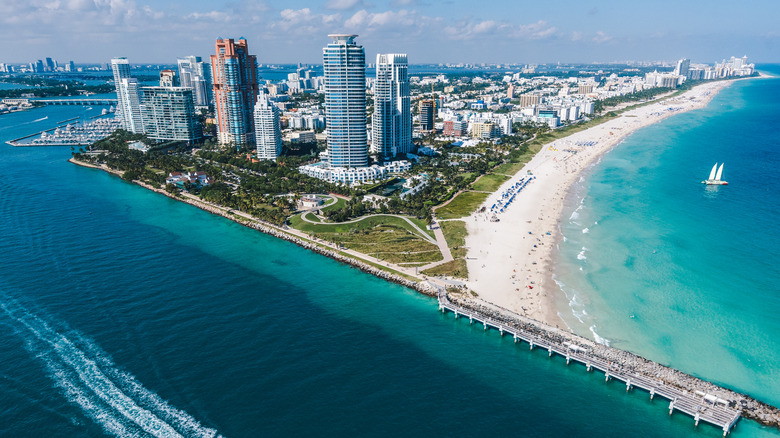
[0,299,221,438]
[33,116,49,122]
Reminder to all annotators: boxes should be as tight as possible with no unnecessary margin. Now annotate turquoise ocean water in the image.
[555,66,780,416]
[0,73,777,437]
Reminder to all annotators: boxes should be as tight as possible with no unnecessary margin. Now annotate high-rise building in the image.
[253,92,282,161]
[45,57,55,72]
[66,61,75,72]
[159,70,178,87]
[674,58,691,78]
[210,38,259,146]
[323,34,368,168]
[111,57,143,133]
[178,56,213,107]
[35,60,44,73]
[372,53,412,158]
[140,87,202,143]
[419,99,435,131]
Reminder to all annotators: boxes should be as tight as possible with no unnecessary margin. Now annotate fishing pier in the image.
[437,291,741,436]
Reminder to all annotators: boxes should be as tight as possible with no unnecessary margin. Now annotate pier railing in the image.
[437,291,741,436]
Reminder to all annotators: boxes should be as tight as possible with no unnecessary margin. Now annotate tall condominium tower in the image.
[372,53,411,158]
[210,38,259,146]
[323,34,367,168]
[674,58,691,78]
[140,87,202,143]
[419,99,435,131]
[178,56,213,107]
[111,57,143,133]
[253,92,282,161]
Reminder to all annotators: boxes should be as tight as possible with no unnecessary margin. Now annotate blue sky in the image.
[2,0,778,65]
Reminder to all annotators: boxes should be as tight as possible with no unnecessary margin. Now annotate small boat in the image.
[702,162,728,185]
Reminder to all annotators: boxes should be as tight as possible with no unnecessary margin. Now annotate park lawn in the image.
[440,220,467,259]
[436,191,489,219]
[408,216,435,239]
[421,258,468,279]
[471,173,509,192]
[321,196,346,212]
[324,225,442,264]
[290,214,432,242]
[493,161,527,176]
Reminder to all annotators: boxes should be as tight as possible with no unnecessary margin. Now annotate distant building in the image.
[178,56,213,107]
[674,58,691,78]
[443,119,467,136]
[372,53,412,158]
[519,94,541,107]
[577,84,594,94]
[111,57,144,134]
[159,70,178,87]
[140,87,202,143]
[66,61,75,72]
[323,34,368,168]
[253,92,282,161]
[471,121,500,139]
[419,99,435,131]
[211,38,259,146]
[45,57,55,72]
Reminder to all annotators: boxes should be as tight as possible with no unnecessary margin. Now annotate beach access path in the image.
[463,79,737,328]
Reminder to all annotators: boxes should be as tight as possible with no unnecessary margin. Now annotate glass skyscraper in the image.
[323,34,367,168]
[140,87,202,143]
[372,53,411,158]
[111,57,143,134]
[211,38,259,146]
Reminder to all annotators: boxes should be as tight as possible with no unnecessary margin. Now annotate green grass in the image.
[290,214,430,241]
[471,173,510,192]
[421,259,468,278]
[440,220,467,259]
[303,212,321,223]
[493,161,527,176]
[287,214,442,265]
[321,197,346,212]
[435,191,489,219]
[408,217,435,239]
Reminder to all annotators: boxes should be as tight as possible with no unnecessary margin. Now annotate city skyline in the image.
[2,1,779,64]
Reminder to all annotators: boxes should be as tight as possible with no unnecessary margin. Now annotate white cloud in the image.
[593,31,613,43]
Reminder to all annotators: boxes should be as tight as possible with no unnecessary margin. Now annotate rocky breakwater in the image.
[448,293,780,430]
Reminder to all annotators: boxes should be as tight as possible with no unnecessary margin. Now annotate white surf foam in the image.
[589,325,611,346]
[581,227,589,234]
[0,300,219,438]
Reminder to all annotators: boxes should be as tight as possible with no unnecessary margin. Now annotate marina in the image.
[6,116,119,147]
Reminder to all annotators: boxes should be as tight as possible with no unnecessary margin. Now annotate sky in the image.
[2,0,778,65]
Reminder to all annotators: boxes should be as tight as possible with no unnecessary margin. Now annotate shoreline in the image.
[68,158,447,298]
[464,78,745,330]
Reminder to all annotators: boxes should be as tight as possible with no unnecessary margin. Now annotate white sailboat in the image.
[702,162,728,185]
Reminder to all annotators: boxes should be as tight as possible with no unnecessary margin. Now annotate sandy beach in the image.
[464,79,737,329]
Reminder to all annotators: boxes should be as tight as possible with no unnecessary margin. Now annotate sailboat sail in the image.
[715,163,724,181]
[708,163,718,180]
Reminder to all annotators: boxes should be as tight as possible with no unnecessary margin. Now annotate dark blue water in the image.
[0,92,777,436]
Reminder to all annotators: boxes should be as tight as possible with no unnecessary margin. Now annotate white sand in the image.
[464,80,735,328]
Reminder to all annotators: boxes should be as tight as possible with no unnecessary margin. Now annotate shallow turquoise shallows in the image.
[0,71,778,437]
[555,66,780,420]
